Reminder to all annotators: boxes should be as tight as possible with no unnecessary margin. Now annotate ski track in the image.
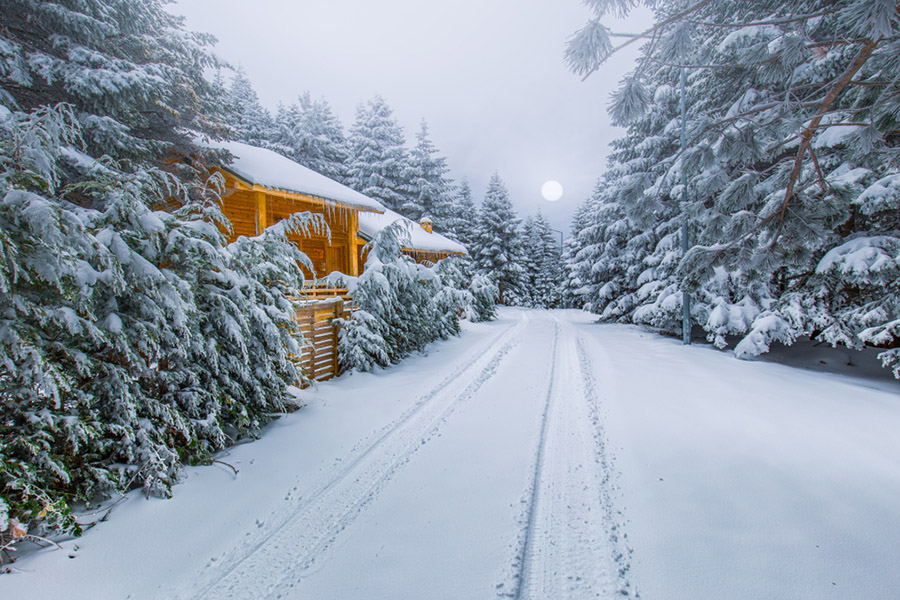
[181,312,529,600]
[502,314,637,599]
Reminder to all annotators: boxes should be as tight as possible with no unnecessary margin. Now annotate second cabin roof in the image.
[209,140,386,213]
[358,208,468,255]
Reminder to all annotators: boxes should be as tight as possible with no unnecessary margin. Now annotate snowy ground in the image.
[2,308,899,599]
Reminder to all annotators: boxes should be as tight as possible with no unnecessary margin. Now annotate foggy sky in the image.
[171,0,650,236]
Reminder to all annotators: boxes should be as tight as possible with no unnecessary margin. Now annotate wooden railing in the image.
[299,282,352,302]
[293,297,350,384]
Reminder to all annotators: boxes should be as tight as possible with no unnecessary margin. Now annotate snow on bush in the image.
[337,224,494,372]
[467,274,499,322]
[0,104,313,539]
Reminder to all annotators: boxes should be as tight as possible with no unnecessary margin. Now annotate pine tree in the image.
[0,0,224,160]
[471,173,523,305]
[566,0,900,375]
[0,101,313,539]
[534,213,563,308]
[442,179,477,250]
[293,92,351,182]
[561,194,598,308]
[347,95,412,213]
[206,69,234,139]
[404,120,453,222]
[272,100,303,158]
[0,0,316,539]
[567,181,643,318]
[521,213,563,308]
[225,67,275,148]
[337,223,475,372]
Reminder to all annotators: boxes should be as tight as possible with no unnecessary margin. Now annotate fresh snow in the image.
[2,309,899,599]
[207,140,386,212]
[811,112,866,150]
[816,236,899,275]
[358,207,468,255]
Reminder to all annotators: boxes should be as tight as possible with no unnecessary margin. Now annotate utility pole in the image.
[680,66,692,345]
[549,228,564,254]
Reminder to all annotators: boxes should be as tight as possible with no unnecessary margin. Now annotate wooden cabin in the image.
[357,209,468,266]
[208,141,386,278]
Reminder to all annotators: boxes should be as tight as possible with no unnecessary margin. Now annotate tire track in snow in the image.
[501,313,560,599]
[575,335,637,599]
[501,315,637,599]
[184,313,529,600]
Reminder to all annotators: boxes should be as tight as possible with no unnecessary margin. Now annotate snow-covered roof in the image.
[358,208,467,255]
[207,140,385,213]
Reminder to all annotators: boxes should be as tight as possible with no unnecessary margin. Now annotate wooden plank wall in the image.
[219,185,357,278]
[293,298,350,384]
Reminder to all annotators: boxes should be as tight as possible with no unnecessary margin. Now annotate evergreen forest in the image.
[1,0,898,563]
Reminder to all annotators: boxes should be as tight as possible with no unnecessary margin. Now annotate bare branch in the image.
[770,38,878,246]
[213,459,240,477]
[808,145,828,195]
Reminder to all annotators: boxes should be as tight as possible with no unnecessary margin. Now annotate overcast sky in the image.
[171,0,650,235]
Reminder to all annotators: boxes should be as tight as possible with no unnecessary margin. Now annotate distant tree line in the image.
[217,69,565,308]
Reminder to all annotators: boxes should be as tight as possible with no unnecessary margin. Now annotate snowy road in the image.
[3,308,900,599]
[182,310,632,599]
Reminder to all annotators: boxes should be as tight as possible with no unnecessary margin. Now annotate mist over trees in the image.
[220,72,566,310]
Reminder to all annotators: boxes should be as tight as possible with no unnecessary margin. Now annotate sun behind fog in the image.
[541,180,563,202]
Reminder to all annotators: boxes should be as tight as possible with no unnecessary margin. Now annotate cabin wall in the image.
[216,175,360,278]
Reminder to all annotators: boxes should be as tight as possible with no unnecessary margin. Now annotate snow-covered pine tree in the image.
[293,92,351,182]
[0,0,316,540]
[520,213,563,308]
[271,93,351,182]
[404,119,454,223]
[272,100,303,158]
[225,67,275,148]
[535,213,564,308]
[0,102,313,541]
[0,0,225,161]
[561,193,598,308]
[566,0,900,375]
[347,96,413,214]
[520,215,540,307]
[567,180,644,318]
[471,173,523,305]
[441,179,478,250]
[337,222,470,372]
[434,256,498,322]
[206,69,235,139]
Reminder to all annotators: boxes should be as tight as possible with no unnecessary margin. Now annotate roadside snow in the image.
[2,309,898,599]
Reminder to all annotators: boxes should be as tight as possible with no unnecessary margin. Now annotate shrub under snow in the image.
[337,223,496,373]
[0,104,312,545]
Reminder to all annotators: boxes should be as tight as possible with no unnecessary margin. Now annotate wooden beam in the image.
[347,210,360,277]
[255,190,267,235]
